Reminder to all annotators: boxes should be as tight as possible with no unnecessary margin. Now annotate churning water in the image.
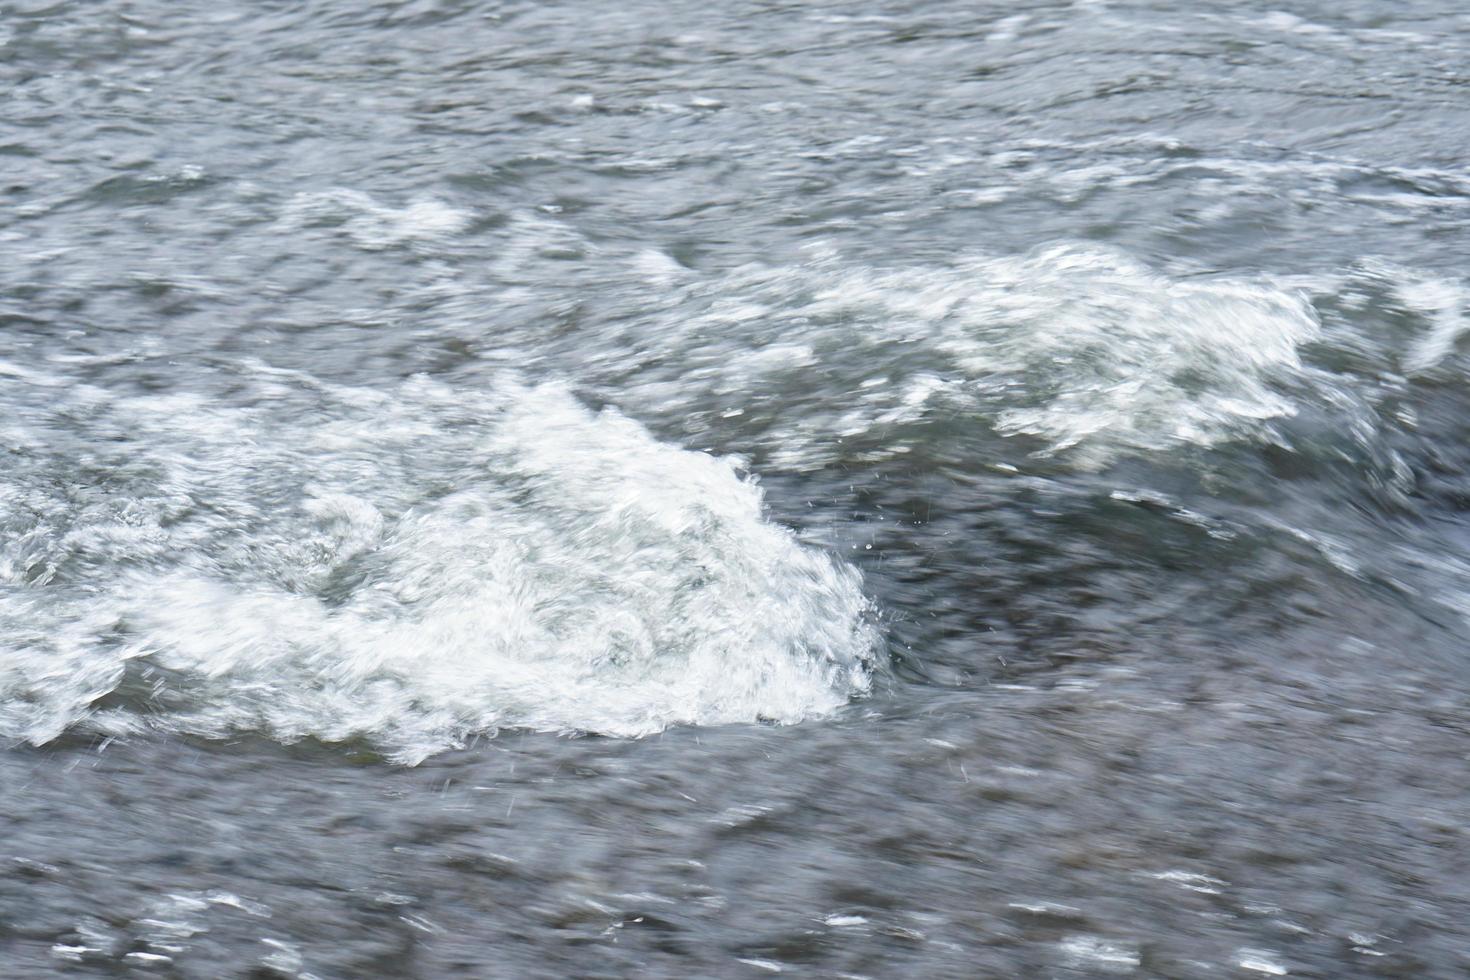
[4,0,1470,976]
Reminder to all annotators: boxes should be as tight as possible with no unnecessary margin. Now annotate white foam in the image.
[1060,935,1141,972]
[0,374,876,762]
[1395,273,1470,374]
[613,242,1320,469]
[1237,949,1289,975]
[281,189,471,250]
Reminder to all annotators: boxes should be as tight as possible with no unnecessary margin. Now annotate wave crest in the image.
[0,375,877,763]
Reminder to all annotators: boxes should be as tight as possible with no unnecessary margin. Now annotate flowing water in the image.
[4,0,1470,975]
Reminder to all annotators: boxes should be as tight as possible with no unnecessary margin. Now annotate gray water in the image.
[4,0,1470,975]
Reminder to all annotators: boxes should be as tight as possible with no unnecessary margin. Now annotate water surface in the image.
[4,0,1470,975]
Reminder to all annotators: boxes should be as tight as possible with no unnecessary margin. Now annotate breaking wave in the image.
[603,242,1324,470]
[0,369,877,763]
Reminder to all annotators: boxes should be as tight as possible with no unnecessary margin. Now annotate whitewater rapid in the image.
[3,236,1463,764]
[0,368,877,763]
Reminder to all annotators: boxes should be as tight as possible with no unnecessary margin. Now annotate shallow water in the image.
[4,0,1470,975]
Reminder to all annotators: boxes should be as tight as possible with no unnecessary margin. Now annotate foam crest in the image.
[924,246,1319,462]
[280,189,472,250]
[616,243,1321,469]
[0,374,877,762]
[1394,271,1470,374]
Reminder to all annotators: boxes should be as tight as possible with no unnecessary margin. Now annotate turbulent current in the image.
[1,368,876,761]
[4,0,1470,977]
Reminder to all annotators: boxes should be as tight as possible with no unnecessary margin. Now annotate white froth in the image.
[0,374,876,762]
[931,246,1318,462]
[618,243,1321,469]
[1395,273,1470,374]
[281,189,472,250]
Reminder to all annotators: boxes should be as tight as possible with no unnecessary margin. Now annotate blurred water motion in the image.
[4,0,1470,975]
